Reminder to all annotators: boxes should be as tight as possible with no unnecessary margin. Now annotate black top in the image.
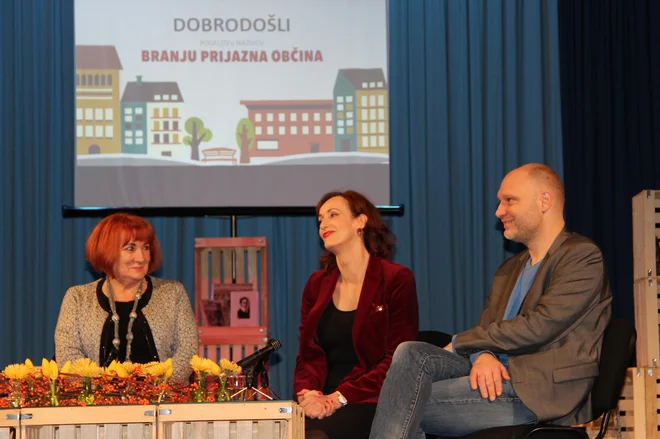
[97,276,159,366]
[316,299,359,394]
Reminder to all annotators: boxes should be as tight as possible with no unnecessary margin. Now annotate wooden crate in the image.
[157,401,304,439]
[194,237,269,363]
[632,190,660,283]
[0,401,304,439]
[17,405,157,439]
[618,367,660,439]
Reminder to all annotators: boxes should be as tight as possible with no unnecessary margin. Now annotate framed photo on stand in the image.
[230,291,259,327]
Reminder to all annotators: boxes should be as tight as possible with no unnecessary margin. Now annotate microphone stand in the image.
[236,355,278,400]
[252,355,280,400]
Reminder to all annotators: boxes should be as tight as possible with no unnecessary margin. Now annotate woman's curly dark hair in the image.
[316,190,396,271]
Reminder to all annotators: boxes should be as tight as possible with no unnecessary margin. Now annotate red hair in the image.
[85,213,162,275]
[316,190,396,271]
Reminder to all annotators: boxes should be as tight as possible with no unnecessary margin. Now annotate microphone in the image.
[237,339,282,370]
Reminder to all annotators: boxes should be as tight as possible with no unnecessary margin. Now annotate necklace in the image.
[106,278,144,362]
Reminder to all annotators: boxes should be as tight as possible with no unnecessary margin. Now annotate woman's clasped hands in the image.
[297,389,342,419]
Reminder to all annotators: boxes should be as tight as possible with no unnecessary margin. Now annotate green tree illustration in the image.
[235,118,255,164]
[183,117,213,161]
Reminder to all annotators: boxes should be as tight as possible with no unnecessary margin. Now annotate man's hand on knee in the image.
[469,353,511,401]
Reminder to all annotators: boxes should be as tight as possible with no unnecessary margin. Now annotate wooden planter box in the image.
[0,401,303,439]
[157,401,304,439]
[18,405,156,439]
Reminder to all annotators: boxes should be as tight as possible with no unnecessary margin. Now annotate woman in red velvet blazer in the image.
[294,190,419,439]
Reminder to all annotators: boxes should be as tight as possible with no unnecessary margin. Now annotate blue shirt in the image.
[452,257,542,366]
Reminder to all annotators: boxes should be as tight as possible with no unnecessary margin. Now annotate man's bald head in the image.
[517,163,565,209]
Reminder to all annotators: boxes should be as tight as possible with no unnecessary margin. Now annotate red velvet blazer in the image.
[293,256,419,404]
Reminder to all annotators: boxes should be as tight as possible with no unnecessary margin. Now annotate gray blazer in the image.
[55,276,199,383]
[454,229,612,425]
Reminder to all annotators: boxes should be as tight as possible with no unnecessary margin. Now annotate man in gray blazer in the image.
[369,163,612,438]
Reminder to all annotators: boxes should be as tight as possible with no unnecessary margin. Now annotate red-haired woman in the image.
[54,213,198,383]
[294,191,419,439]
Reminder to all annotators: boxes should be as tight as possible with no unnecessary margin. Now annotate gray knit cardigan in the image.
[54,276,199,383]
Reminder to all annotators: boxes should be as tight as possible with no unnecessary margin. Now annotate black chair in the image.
[426,318,636,439]
[418,330,453,348]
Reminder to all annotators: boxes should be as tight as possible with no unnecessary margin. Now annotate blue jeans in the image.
[369,342,537,438]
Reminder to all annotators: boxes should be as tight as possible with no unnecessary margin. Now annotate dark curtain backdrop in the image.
[1,0,563,399]
[388,0,563,332]
[558,0,660,330]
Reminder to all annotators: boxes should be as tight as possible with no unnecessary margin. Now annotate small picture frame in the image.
[230,290,259,327]
[200,282,253,327]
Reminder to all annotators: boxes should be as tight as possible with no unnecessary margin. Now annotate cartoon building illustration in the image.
[75,45,123,155]
[333,69,389,154]
[120,77,186,158]
[240,100,334,157]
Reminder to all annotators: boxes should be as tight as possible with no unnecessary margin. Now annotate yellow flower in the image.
[190,355,215,374]
[70,358,103,378]
[121,362,140,375]
[210,362,221,377]
[163,358,173,381]
[24,359,35,371]
[143,359,173,381]
[220,359,242,375]
[41,359,59,381]
[105,360,128,378]
[3,364,31,380]
[60,361,72,374]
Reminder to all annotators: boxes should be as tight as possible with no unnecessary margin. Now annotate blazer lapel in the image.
[519,228,572,313]
[352,256,382,344]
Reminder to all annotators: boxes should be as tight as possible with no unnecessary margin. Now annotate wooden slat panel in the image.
[632,191,658,282]
[260,248,269,329]
[644,370,658,439]
[200,249,210,290]
[21,406,154,425]
[633,280,659,367]
[204,344,218,362]
[235,247,245,284]
[80,424,98,439]
[158,401,298,422]
[36,426,54,439]
[104,424,123,439]
[220,249,232,284]
[195,237,267,249]
[257,420,275,439]
[58,425,76,437]
[232,344,244,361]
[190,422,207,439]
[236,421,252,439]
[212,248,222,281]
[198,326,268,346]
[247,249,258,285]
[212,421,230,439]
[127,423,146,439]
[220,345,231,362]
[167,422,184,439]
